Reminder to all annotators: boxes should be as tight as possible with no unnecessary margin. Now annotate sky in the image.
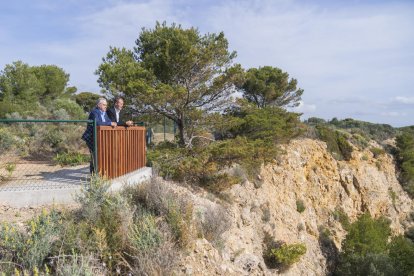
[0,0,413,127]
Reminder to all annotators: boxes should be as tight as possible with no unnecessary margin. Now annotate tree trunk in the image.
[177,119,186,147]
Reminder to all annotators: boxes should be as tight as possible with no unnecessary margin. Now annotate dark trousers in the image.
[84,139,96,174]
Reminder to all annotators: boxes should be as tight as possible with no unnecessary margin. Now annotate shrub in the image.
[0,128,17,151]
[336,253,397,276]
[53,98,86,120]
[296,199,305,213]
[149,136,279,190]
[370,147,385,158]
[4,162,16,177]
[389,188,397,206]
[228,104,303,143]
[197,204,231,248]
[124,178,197,249]
[129,211,162,251]
[315,125,353,161]
[336,213,393,275]
[388,236,414,275]
[0,209,62,273]
[54,253,106,276]
[54,152,90,166]
[396,132,414,198]
[74,177,135,270]
[325,118,396,143]
[166,200,195,249]
[269,243,307,270]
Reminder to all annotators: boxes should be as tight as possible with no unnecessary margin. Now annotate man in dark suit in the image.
[82,98,117,173]
[106,96,134,127]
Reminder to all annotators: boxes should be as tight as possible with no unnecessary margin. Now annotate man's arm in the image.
[119,110,133,126]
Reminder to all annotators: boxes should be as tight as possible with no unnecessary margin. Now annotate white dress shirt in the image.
[115,108,120,122]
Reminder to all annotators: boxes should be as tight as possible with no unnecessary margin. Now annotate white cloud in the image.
[380,111,406,117]
[294,100,316,113]
[1,0,413,126]
[394,96,414,104]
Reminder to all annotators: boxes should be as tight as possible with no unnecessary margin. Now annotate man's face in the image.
[98,101,108,112]
[115,99,124,110]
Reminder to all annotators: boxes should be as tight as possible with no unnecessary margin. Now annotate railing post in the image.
[93,119,98,176]
[163,116,166,141]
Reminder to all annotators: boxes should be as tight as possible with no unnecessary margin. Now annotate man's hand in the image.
[111,122,117,127]
[126,120,134,126]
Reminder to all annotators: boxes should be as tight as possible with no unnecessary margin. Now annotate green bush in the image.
[370,147,385,158]
[0,128,17,151]
[327,118,396,143]
[149,136,279,191]
[0,209,62,273]
[388,236,414,275]
[269,243,307,270]
[55,253,106,276]
[53,98,86,120]
[296,199,305,213]
[228,104,303,143]
[315,125,353,161]
[54,152,90,166]
[336,213,393,275]
[129,211,162,251]
[336,253,398,276]
[396,132,414,198]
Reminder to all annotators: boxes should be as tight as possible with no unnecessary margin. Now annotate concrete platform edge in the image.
[0,167,153,208]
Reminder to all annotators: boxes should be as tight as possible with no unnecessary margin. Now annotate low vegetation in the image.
[263,233,307,271]
[54,152,90,166]
[396,132,414,197]
[314,125,353,161]
[335,213,414,276]
[0,177,231,275]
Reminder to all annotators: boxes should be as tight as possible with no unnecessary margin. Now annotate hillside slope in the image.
[173,138,414,275]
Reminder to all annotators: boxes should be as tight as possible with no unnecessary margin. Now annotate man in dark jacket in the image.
[106,96,134,127]
[82,97,117,173]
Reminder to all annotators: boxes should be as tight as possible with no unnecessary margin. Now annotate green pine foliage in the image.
[315,125,353,161]
[335,213,414,276]
[396,132,414,197]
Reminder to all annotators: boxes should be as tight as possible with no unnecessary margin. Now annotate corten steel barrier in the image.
[97,126,146,179]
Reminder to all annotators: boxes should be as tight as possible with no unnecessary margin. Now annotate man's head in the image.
[96,98,108,112]
[114,97,124,111]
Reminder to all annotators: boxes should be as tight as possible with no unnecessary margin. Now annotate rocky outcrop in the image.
[176,138,414,275]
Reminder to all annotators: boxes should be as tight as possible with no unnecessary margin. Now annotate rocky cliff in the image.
[175,138,414,275]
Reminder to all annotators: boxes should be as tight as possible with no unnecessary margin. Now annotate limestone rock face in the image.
[176,138,414,275]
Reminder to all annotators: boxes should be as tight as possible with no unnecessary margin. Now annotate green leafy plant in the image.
[335,213,395,275]
[296,199,305,213]
[5,162,16,177]
[315,125,353,161]
[129,212,162,251]
[54,152,90,166]
[269,243,307,270]
[396,132,414,197]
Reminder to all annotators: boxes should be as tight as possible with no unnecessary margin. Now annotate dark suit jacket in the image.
[106,107,129,126]
[82,108,112,149]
